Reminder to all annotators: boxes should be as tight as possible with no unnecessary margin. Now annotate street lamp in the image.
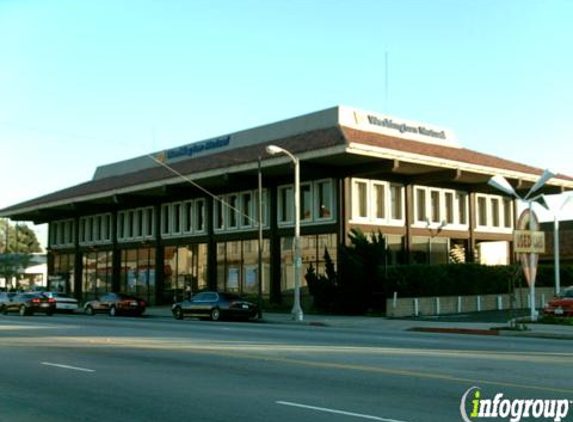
[541,193,573,296]
[265,145,304,322]
[488,169,555,321]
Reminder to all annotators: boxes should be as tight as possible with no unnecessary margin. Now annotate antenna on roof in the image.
[384,50,389,112]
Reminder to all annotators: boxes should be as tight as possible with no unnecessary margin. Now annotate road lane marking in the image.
[40,362,95,373]
[276,401,411,422]
[14,338,570,395]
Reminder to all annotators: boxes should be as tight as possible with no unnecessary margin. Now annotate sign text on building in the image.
[165,136,231,161]
[367,115,447,140]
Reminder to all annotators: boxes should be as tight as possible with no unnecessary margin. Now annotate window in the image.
[254,189,269,227]
[503,198,513,228]
[172,203,182,234]
[195,200,205,232]
[162,204,171,235]
[214,197,225,230]
[279,186,294,224]
[227,195,238,228]
[146,208,154,237]
[477,196,488,226]
[390,184,403,221]
[350,179,403,225]
[316,180,332,219]
[430,190,441,223]
[301,184,312,221]
[128,211,135,238]
[241,192,253,227]
[445,192,454,224]
[356,180,368,218]
[457,192,468,225]
[416,188,427,222]
[373,183,385,220]
[184,201,193,233]
[491,198,500,227]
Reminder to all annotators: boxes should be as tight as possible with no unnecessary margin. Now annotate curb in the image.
[408,326,573,340]
[409,327,499,336]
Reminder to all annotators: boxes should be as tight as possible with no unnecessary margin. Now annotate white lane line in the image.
[40,362,95,373]
[276,401,411,422]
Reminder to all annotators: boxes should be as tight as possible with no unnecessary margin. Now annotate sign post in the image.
[515,207,545,321]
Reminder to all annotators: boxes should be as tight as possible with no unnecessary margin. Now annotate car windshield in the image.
[563,289,573,298]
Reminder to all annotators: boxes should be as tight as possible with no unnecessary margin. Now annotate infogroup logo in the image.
[460,387,571,422]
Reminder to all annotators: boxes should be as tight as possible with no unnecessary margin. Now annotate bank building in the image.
[2,106,572,305]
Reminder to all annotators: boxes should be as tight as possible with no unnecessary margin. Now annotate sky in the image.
[1,0,573,247]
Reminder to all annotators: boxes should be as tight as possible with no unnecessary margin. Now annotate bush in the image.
[304,228,573,314]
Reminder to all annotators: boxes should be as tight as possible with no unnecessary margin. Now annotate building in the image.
[1,106,572,305]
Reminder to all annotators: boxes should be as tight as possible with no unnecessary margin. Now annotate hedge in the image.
[384,264,572,298]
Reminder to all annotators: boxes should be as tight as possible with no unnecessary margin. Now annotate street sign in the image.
[516,208,542,287]
[513,230,546,254]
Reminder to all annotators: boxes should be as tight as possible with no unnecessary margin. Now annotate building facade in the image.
[2,106,572,305]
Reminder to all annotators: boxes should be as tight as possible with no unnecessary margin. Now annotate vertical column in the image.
[405,184,414,264]
[73,216,83,300]
[206,196,218,291]
[467,191,476,263]
[269,184,282,304]
[111,210,121,292]
[154,203,165,304]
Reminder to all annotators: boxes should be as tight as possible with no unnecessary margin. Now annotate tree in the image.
[0,219,41,254]
[305,229,390,314]
[0,219,41,290]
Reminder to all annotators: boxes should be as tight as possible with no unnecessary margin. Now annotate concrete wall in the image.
[386,287,556,318]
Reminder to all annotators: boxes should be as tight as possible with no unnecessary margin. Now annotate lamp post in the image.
[542,193,573,296]
[488,169,555,321]
[265,145,303,322]
[257,156,264,319]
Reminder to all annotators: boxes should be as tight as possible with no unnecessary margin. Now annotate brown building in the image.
[1,106,572,305]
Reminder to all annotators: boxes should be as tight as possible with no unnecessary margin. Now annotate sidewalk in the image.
[145,306,573,340]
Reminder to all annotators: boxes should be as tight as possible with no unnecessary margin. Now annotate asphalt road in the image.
[1,314,572,422]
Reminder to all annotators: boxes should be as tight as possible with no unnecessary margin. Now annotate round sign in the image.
[516,208,539,287]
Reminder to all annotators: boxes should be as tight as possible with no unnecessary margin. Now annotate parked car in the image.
[172,291,259,321]
[0,292,16,307]
[42,292,79,313]
[543,287,573,317]
[84,293,147,317]
[1,292,56,316]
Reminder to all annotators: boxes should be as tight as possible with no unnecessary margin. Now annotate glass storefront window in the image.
[164,243,208,303]
[50,253,75,294]
[281,234,337,293]
[216,240,270,295]
[82,250,112,301]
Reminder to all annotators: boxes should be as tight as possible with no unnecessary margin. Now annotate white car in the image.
[42,292,79,313]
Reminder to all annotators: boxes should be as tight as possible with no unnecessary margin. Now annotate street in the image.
[0,314,572,422]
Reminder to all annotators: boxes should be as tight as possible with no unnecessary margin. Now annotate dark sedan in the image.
[172,291,259,321]
[1,292,56,316]
[84,293,147,317]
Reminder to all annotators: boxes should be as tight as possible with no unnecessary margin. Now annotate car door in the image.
[95,294,113,312]
[188,292,217,317]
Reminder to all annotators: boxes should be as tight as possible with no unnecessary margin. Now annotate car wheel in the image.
[85,305,95,316]
[19,306,29,317]
[0,305,6,315]
[109,306,117,317]
[210,308,221,321]
[173,306,184,320]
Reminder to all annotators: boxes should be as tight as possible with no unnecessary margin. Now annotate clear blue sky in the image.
[1,0,572,244]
